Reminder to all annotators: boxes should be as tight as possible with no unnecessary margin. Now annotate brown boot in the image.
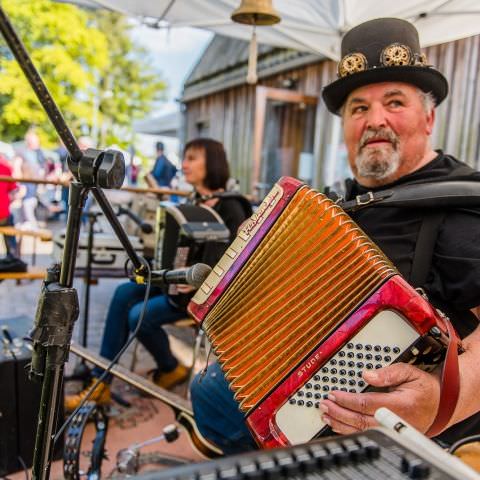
[64,377,111,412]
[151,364,190,390]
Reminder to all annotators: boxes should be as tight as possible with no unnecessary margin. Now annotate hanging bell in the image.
[231,0,281,26]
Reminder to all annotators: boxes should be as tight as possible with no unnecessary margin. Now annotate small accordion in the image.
[155,202,230,297]
[188,177,455,448]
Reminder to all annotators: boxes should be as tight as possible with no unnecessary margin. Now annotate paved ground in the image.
[0,218,210,479]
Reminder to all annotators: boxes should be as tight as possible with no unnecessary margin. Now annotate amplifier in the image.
[0,315,63,476]
[132,409,479,480]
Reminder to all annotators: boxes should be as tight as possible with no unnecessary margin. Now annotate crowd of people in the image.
[0,132,180,265]
[0,129,94,241]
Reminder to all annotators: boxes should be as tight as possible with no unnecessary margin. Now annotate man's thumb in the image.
[363,362,415,387]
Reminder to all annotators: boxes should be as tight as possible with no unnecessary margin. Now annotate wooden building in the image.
[181,34,480,197]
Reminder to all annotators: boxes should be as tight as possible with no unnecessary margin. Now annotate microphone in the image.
[149,263,212,289]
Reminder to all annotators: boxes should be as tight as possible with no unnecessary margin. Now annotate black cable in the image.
[17,455,29,480]
[54,256,153,445]
[448,433,480,454]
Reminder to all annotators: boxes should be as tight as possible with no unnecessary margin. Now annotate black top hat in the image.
[322,18,448,114]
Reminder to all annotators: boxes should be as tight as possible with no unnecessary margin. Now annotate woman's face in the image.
[182,146,207,188]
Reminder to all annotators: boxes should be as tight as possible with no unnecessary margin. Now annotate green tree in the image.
[0,1,167,149]
[0,0,108,144]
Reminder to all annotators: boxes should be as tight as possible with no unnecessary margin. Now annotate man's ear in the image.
[426,107,435,136]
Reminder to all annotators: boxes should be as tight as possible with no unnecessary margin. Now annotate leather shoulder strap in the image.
[340,164,480,212]
[426,317,461,437]
[409,212,445,288]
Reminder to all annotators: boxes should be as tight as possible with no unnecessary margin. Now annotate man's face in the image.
[342,82,435,187]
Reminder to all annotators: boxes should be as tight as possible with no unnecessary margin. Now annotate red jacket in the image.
[0,155,17,220]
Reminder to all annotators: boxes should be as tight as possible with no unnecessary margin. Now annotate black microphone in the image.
[149,263,212,289]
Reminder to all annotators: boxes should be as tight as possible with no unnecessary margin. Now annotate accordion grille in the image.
[203,186,397,413]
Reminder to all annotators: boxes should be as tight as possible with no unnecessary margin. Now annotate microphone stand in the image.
[0,8,149,479]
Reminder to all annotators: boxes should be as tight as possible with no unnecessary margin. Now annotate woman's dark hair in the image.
[183,138,230,190]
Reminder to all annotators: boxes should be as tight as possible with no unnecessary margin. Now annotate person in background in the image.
[16,128,45,229]
[64,138,251,411]
[0,153,19,258]
[55,140,69,218]
[150,141,177,187]
[56,136,95,222]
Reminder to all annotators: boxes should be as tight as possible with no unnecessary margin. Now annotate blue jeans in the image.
[190,362,257,455]
[92,282,186,382]
[0,215,18,257]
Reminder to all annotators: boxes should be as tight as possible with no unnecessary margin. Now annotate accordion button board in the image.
[275,309,420,444]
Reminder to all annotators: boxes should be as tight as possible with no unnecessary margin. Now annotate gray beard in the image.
[355,146,400,180]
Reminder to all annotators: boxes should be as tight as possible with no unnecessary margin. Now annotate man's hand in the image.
[319,363,441,435]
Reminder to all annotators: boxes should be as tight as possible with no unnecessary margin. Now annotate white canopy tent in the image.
[62,0,480,59]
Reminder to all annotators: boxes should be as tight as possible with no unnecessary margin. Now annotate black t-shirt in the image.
[347,151,480,337]
[345,151,480,443]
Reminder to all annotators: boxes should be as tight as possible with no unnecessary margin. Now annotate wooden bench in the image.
[0,226,53,266]
[0,265,46,281]
[0,226,52,241]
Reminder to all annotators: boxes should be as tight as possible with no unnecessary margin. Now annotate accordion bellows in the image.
[195,179,397,413]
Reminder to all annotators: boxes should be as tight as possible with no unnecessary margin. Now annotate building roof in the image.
[182,34,322,102]
[132,110,180,137]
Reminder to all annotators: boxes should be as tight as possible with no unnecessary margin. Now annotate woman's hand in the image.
[319,363,441,435]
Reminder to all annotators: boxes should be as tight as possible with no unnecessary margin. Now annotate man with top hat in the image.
[189,17,480,453]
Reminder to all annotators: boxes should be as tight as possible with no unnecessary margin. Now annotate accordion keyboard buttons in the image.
[288,343,401,404]
[275,309,420,445]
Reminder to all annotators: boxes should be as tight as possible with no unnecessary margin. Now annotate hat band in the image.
[337,43,428,78]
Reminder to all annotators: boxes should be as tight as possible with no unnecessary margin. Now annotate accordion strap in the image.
[340,180,480,212]
[426,316,461,437]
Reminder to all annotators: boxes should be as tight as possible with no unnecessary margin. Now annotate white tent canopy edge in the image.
[60,0,480,59]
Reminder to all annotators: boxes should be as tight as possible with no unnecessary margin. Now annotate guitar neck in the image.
[69,342,193,416]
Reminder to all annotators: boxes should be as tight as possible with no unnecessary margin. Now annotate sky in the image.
[128,24,213,161]
[131,24,214,112]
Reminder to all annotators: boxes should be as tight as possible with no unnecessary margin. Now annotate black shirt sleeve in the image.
[426,209,480,311]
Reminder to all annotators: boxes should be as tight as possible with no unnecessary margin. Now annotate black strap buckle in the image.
[355,191,375,206]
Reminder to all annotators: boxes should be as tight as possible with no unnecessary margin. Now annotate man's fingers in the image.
[322,390,385,416]
[362,362,419,388]
[321,399,378,434]
[322,414,361,435]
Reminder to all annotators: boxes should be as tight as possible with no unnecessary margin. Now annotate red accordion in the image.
[188,177,459,448]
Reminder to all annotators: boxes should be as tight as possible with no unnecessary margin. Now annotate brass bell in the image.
[231,0,281,26]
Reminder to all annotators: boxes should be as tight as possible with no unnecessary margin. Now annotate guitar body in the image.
[68,342,223,459]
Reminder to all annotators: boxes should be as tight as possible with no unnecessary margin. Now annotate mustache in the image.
[359,128,398,149]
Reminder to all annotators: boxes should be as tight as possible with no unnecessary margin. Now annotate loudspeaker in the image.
[0,315,64,476]
[0,349,18,476]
